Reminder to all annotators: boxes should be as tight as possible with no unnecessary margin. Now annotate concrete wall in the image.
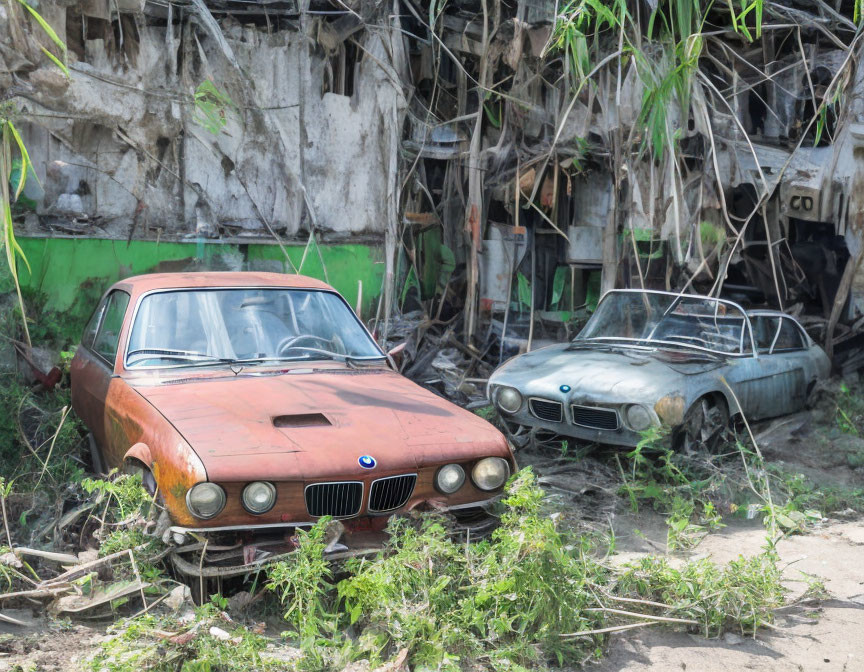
[4,236,386,338]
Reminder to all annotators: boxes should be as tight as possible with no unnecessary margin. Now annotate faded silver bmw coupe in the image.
[488,290,830,451]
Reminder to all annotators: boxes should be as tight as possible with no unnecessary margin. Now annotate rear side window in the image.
[752,316,780,354]
[81,297,108,349]
[92,291,131,364]
[774,319,805,352]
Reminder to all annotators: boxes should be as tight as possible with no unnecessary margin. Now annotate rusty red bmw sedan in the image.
[70,273,515,573]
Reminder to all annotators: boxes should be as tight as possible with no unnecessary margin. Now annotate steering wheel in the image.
[276,334,333,357]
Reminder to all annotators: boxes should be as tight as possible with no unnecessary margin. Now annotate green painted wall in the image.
[8,237,385,340]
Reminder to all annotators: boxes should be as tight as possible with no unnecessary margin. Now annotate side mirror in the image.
[387,342,407,370]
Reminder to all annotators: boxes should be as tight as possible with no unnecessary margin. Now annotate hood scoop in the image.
[273,413,332,428]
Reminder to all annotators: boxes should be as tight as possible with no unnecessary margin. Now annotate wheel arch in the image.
[123,442,158,495]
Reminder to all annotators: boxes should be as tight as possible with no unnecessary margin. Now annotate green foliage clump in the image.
[618,429,725,550]
[264,470,607,670]
[89,598,278,672]
[81,473,152,522]
[0,373,83,486]
[99,527,151,557]
[617,550,785,636]
[90,469,788,671]
[266,519,342,669]
[772,469,864,518]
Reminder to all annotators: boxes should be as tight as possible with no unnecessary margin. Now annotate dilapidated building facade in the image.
[3,0,864,374]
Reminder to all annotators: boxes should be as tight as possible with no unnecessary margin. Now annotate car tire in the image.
[673,396,729,454]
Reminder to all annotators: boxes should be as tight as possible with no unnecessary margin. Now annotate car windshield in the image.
[575,291,750,355]
[126,288,383,368]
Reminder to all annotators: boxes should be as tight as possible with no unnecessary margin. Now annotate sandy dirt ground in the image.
[592,516,864,671]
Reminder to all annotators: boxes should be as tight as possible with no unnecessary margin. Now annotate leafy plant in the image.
[2,2,69,345]
[81,473,151,521]
[834,382,860,435]
[617,550,784,636]
[192,80,238,135]
[13,0,70,75]
[89,600,278,671]
[1,104,35,346]
[266,520,338,642]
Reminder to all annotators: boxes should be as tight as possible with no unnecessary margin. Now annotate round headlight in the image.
[186,483,226,520]
[435,464,466,494]
[242,481,276,514]
[625,404,653,431]
[472,457,510,491]
[496,387,523,414]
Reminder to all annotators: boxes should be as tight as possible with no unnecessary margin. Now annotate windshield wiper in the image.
[235,352,386,367]
[127,348,236,364]
[567,340,628,351]
[232,354,336,364]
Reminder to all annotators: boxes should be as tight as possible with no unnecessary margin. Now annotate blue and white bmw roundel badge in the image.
[559,384,572,393]
[358,455,377,469]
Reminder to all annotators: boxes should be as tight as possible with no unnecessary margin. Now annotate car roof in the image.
[745,309,793,317]
[111,272,335,295]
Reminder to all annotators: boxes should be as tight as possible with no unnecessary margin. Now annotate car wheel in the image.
[673,396,729,454]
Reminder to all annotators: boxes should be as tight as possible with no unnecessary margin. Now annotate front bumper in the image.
[498,405,652,448]
[167,499,501,578]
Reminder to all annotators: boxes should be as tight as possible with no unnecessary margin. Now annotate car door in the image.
[732,314,809,419]
[764,317,810,412]
[70,290,131,452]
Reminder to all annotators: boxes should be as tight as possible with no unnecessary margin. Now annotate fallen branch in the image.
[586,607,700,626]
[0,585,71,601]
[560,620,660,638]
[13,547,80,565]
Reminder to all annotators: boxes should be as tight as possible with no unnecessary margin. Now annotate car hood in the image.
[131,368,506,482]
[491,344,723,402]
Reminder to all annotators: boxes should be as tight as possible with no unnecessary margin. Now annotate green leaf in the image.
[16,0,66,51]
[192,80,237,135]
[517,272,531,308]
[551,266,566,308]
[437,243,456,290]
[39,47,70,78]
[8,121,42,199]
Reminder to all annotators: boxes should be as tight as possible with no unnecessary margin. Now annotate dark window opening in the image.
[746,85,768,137]
[322,41,360,98]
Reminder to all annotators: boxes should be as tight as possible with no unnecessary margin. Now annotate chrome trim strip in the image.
[169,521,316,534]
[367,473,418,513]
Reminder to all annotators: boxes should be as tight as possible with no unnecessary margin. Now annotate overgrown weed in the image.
[617,428,725,550]
[89,597,278,672]
[616,551,785,637]
[0,373,84,487]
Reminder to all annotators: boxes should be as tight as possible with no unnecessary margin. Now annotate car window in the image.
[92,291,130,364]
[126,288,382,368]
[774,319,805,352]
[751,315,780,354]
[82,296,108,349]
